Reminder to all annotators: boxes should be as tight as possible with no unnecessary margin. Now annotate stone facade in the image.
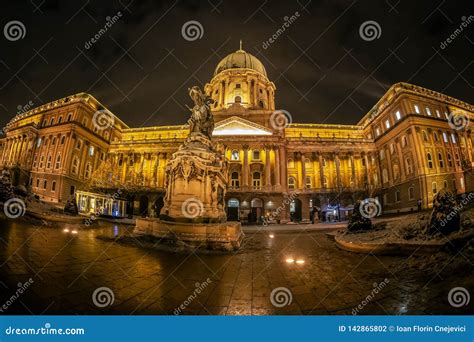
[0,47,473,223]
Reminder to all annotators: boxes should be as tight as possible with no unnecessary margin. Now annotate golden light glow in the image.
[285,258,295,263]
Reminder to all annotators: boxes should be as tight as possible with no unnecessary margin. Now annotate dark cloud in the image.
[0,0,472,129]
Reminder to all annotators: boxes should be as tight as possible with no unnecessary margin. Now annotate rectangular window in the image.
[425,107,431,116]
[89,146,94,156]
[52,181,56,192]
[451,134,457,144]
[43,180,47,189]
[395,191,401,202]
[414,104,420,114]
[385,120,390,129]
[375,127,380,136]
[435,110,441,118]
[395,111,401,121]
[443,132,448,143]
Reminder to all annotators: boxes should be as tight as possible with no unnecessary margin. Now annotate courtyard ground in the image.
[0,216,472,315]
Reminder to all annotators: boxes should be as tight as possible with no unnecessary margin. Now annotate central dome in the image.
[214,47,267,77]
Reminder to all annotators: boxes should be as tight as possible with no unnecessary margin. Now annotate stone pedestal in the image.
[133,131,244,251]
[134,218,244,251]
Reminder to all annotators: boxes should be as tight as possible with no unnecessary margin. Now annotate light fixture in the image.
[71,230,78,234]
[269,234,274,239]
[296,260,305,264]
[63,229,69,233]
[285,258,295,263]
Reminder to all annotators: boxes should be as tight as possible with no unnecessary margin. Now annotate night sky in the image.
[0,0,472,130]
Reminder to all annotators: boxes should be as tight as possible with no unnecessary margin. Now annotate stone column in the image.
[274,145,281,188]
[265,146,271,188]
[350,154,356,188]
[301,153,306,190]
[319,153,325,189]
[396,139,406,180]
[335,153,341,190]
[243,145,249,187]
[279,145,287,190]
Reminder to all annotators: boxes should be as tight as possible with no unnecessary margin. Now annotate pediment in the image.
[213,116,272,136]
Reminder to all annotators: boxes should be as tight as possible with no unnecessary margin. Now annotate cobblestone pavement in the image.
[0,217,471,315]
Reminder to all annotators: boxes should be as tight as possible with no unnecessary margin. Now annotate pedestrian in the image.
[417,198,422,211]
[310,206,315,224]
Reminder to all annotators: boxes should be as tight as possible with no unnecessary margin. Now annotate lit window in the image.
[442,132,448,143]
[382,169,389,183]
[385,119,390,129]
[451,133,457,144]
[380,149,385,160]
[89,146,95,156]
[444,112,449,119]
[395,111,401,121]
[231,150,239,161]
[425,107,431,116]
[252,172,261,188]
[390,144,395,154]
[427,153,433,169]
[288,177,296,189]
[375,127,380,136]
[36,138,42,147]
[435,110,441,118]
[460,177,464,189]
[414,104,420,114]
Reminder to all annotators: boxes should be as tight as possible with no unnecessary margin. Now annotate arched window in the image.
[443,180,448,189]
[395,190,401,202]
[287,158,295,168]
[427,153,433,169]
[258,100,264,108]
[58,116,63,124]
[405,157,412,174]
[67,113,72,121]
[55,155,61,169]
[393,164,400,180]
[231,172,239,188]
[234,96,241,103]
[402,136,408,147]
[40,155,44,168]
[288,176,296,189]
[47,155,52,169]
[438,152,444,168]
[433,132,439,142]
[231,150,239,161]
[422,131,428,142]
[408,187,414,200]
[432,182,437,194]
[447,153,453,167]
[60,136,66,145]
[252,172,261,188]
[72,157,79,175]
[85,163,92,179]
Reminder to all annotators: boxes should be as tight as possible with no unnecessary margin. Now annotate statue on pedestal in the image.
[187,86,215,139]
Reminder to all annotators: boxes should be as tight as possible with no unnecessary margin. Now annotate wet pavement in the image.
[0,217,471,315]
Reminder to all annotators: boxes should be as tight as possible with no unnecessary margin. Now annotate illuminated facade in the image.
[1,47,473,223]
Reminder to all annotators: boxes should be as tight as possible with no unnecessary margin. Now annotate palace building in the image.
[1,46,473,223]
